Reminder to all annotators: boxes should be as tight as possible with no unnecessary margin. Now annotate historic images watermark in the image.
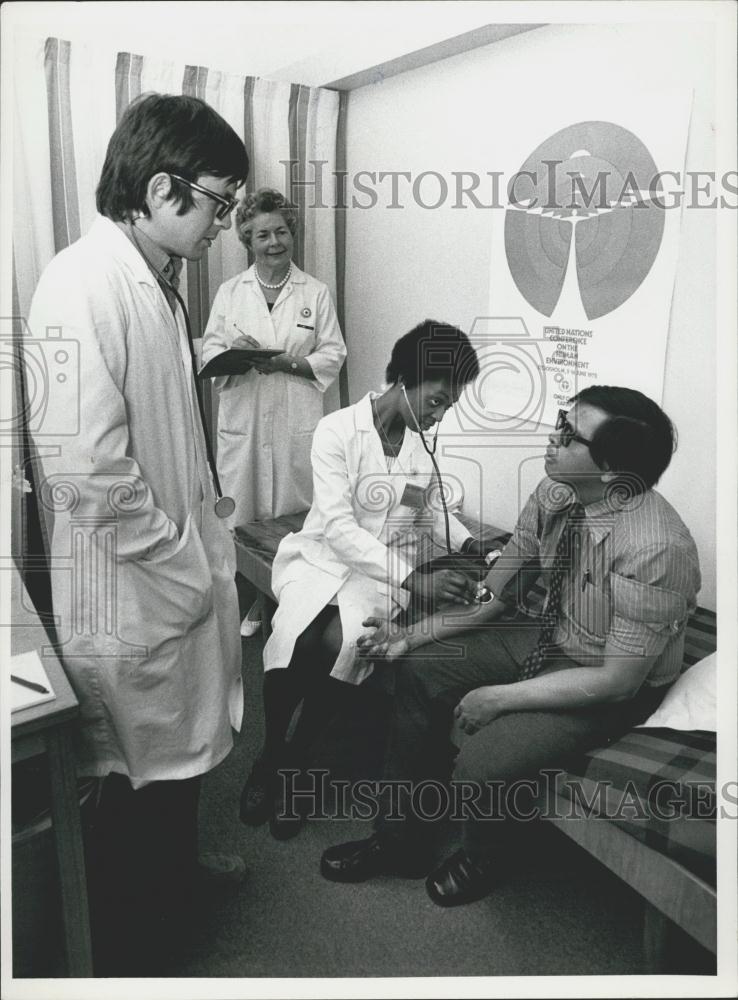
[273,768,734,824]
[281,159,738,212]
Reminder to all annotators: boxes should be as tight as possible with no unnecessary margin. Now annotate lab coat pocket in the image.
[287,377,323,434]
[120,514,214,655]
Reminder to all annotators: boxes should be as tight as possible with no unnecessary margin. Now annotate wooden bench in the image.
[234,512,307,638]
[233,512,717,969]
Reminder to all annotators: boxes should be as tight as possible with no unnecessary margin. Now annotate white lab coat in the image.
[201,265,346,527]
[27,215,242,786]
[263,393,473,684]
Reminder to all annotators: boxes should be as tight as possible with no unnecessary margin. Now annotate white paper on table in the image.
[10,649,57,713]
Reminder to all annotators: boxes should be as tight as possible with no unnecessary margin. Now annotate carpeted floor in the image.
[178,581,713,979]
[11,577,715,982]
[10,580,716,983]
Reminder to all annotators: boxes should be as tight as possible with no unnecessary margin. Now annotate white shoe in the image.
[240,616,262,638]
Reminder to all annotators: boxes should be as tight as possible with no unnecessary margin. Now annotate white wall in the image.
[344,21,718,609]
[3,1,508,86]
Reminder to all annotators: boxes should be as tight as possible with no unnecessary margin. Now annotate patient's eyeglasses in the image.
[555,409,593,449]
[169,174,238,220]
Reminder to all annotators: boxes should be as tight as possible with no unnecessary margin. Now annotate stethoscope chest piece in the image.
[214,495,236,519]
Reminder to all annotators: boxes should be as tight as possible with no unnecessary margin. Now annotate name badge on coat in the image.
[400,483,426,509]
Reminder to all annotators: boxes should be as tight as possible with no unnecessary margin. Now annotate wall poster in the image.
[481,89,693,429]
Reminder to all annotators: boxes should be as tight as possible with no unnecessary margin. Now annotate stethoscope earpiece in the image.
[401,383,440,456]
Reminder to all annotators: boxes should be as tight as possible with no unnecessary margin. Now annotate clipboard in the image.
[11,650,57,713]
[198,348,282,378]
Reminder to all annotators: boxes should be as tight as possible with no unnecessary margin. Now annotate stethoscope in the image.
[401,383,501,599]
[400,384,452,555]
[128,224,235,519]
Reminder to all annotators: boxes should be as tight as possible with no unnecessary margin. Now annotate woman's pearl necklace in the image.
[255,262,292,289]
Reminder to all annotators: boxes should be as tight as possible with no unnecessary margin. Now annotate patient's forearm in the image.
[405,597,508,652]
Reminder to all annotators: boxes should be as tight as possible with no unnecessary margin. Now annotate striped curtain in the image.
[14,40,346,358]
[11,36,348,614]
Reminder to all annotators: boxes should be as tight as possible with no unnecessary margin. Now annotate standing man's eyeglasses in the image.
[169,174,238,220]
[555,409,593,449]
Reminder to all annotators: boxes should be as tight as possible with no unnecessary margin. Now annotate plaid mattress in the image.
[555,606,716,886]
[555,727,716,886]
[682,605,719,668]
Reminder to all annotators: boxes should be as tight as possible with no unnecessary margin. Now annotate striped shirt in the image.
[486,478,702,686]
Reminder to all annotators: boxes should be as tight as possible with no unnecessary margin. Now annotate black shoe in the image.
[425,849,495,907]
[239,755,273,827]
[269,773,306,841]
[320,834,431,883]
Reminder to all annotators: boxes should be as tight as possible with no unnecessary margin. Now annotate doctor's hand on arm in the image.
[401,567,476,607]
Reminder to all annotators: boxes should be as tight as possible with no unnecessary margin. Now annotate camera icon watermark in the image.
[1,316,80,437]
[455,315,582,436]
[354,469,466,575]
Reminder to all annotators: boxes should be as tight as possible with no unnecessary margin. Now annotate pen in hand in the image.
[232,324,262,349]
[11,674,50,695]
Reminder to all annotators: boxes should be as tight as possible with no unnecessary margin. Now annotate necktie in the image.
[158,257,182,315]
[518,502,585,680]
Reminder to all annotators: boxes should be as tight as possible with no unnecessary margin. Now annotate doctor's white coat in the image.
[263,393,473,685]
[201,264,346,527]
[27,216,243,786]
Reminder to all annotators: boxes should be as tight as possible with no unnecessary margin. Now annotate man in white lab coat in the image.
[27,93,249,974]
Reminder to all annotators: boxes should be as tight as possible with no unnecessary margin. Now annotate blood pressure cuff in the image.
[397,552,489,627]
[416,552,489,583]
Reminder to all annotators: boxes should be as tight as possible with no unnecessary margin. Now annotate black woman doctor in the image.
[241,320,487,838]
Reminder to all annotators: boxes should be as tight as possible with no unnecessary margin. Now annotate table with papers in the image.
[10,568,93,977]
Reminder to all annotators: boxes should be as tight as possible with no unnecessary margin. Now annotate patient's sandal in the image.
[425,849,495,907]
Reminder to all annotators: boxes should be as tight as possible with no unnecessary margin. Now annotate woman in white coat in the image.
[241,320,487,838]
[201,189,346,635]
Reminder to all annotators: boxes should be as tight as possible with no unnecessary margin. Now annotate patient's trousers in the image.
[374,620,667,859]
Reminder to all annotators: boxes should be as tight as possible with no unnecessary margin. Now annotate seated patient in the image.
[321,386,701,906]
[240,320,484,837]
